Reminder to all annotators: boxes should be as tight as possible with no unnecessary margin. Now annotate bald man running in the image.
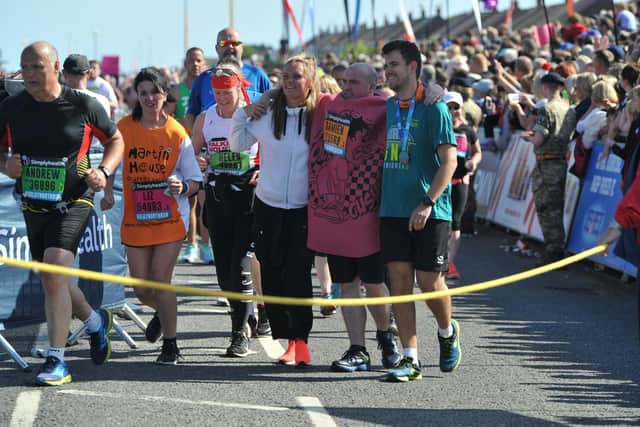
[0,41,124,386]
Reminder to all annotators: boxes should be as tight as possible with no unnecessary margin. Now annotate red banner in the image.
[101,55,119,76]
[283,0,306,48]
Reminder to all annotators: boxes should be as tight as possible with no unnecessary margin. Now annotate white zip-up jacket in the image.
[230,106,309,209]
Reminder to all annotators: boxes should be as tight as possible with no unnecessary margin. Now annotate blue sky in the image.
[2,0,562,73]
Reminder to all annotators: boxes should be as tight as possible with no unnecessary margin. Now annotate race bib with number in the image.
[21,157,67,202]
[323,113,351,156]
[454,133,469,158]
[132,181,172,221]
[207,137,252,175]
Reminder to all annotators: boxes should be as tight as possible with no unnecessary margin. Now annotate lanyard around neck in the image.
[395,96,415,154]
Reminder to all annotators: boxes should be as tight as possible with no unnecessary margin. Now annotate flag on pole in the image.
[352,0,362,41]
[283,0,306,48]
[504,0,515,31]
[471,0,482,33]
[344,0,351,36]
[567,0,574,16]
[398,0,416,43]
[309,0,317,42]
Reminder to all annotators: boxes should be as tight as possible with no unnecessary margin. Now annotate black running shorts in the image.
[23,201,93,261]
[327,252,385,284]
[380,217,450,272]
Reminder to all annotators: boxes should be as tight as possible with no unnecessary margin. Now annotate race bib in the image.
[132,181,172,221]
[207,138,251,175]
[454,133,469,158]
[323,113,350,156]
[21,157,67,202]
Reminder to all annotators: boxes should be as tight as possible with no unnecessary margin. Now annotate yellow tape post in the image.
[0,245,607,307]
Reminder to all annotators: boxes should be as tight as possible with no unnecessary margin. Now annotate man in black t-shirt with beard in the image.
[0,41,124,386]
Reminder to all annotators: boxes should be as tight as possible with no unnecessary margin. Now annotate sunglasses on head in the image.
[218,39,242,48]
[215,67,238,77]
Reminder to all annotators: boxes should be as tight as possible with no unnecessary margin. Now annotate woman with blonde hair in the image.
[577,79,619,151]
[319,74,342,94]
[230,54,328,367]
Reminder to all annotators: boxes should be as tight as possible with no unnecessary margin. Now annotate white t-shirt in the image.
[617,10,638,31]
[87,76,117,105]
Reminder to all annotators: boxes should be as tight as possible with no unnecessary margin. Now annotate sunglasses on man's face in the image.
[218,39,242,48]
[448,104,461,111]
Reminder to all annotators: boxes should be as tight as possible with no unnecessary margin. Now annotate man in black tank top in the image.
[0,41,124,386]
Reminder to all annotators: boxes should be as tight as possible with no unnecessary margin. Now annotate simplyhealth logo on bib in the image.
[21,157,67,202]
[384,124,417,170]
[132,181,172,221]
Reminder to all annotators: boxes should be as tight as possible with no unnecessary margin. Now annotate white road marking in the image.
[183,279,215,285]
[57,389,287,411]
[181,307,229,314]
[10,391,42,427]
[257,336,285,360]
[296,396,337,427]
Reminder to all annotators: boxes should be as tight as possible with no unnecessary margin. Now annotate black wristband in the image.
[180,181,190,195]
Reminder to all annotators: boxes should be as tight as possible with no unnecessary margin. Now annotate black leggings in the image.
[253,198,313,341]
[205,184,254,332]
[451,183,469,232]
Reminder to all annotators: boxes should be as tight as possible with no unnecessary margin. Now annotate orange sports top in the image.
[118,115,188,246]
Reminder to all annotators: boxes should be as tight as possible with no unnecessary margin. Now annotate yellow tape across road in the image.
[0,245,607,307]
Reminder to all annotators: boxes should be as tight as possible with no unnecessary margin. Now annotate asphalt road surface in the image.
[1,223,639,426]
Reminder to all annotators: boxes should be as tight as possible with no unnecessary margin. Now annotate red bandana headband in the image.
[211,71,252,105]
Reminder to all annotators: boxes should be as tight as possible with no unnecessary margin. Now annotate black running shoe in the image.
[155,340,182,365]
[225,331,250,357]
[256,306,272,336]
[331,346,371,372]
[145,312,162,343]
[247,315,259,338]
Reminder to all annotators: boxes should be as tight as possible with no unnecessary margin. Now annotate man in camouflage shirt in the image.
[524,72,576,264]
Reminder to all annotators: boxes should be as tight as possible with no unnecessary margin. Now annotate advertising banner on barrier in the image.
[474,128,502,219]
[0,155,127,327]
[486,133,580,240]
[566,144,637,276]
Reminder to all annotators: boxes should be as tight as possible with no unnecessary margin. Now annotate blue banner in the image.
[0,154,127,327]
[567,144,637,276]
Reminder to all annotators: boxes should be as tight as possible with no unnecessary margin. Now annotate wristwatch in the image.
[98,165,111,179]
[422,194,435,207]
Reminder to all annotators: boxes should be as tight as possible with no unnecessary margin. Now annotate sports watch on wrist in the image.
[98,165,111,180]
[422,194,435,207]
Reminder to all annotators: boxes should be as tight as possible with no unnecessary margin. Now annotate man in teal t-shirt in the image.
[379,40,460,383]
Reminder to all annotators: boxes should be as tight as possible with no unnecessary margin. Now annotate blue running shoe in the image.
[377,330,402,369]
[35,356,71,386]
[330,283,341,299]
[385,357,421,382]
[89,308,112,365]
[331,347,371,372]
[438,319,461,372]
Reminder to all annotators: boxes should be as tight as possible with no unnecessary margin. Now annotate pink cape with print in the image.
[307,94,387,258]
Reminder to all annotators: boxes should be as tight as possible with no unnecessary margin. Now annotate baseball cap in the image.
[63,54,90,75]
[472,78,494,94]
[442,91,464,107]
[608,45,625,62]
[540,72,565,86]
